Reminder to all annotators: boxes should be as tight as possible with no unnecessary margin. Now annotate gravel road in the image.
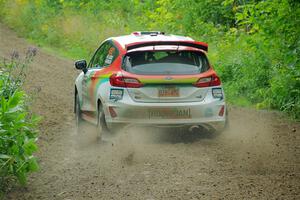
[1,23,299,200]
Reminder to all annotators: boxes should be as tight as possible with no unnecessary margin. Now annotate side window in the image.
[89,41,119,68]
[199,53,210,72]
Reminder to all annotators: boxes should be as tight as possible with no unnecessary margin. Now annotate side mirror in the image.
[75,60,87,73]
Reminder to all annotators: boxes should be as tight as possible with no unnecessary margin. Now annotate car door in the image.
[81,41,117,111]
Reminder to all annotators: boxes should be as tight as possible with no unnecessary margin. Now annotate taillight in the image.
[193,74,221,87]
[110,74,143,88]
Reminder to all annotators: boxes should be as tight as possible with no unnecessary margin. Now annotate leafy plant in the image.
[0,49,40,195]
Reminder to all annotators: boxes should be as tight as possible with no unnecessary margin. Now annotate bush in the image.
[0,49,40,195]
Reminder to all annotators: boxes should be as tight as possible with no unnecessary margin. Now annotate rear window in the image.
[123,51,210,75]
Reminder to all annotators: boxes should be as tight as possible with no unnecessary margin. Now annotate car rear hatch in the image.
[109,41,220,103]
[110,58,221,103]
[120,72,209,103]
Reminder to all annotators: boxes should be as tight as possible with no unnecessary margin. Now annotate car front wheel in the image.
[75,93,84,133]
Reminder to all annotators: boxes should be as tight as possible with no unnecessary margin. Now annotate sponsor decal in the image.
[108,47,115,55]
[105,55,114,65]
[104,47,116,65]
[110,88,124,100]
[148,108,191,119]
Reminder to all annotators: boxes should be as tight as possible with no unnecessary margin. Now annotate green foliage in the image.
[0,50,40,194]
[0,0,299,119]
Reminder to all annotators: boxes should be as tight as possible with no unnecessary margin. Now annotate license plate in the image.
[158,86,179,97]
[148,108,191,119]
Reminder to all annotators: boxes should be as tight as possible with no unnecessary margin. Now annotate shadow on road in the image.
[72,123,219,151]
[144,127,218,144]
[109,126,219,145]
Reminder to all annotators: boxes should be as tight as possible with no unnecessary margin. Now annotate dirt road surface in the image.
[1,23,299,200]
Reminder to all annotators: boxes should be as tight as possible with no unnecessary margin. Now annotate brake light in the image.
[193,74,221,87]
[110,74,143,88]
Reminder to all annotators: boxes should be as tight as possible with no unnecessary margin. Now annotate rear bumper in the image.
[106,121,226,133]
[104,98,226,132]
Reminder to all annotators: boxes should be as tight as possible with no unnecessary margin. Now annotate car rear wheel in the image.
[224,108,229,130]
[96,102,109,141]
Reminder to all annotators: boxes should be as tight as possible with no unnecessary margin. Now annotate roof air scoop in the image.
[131,31,165,36]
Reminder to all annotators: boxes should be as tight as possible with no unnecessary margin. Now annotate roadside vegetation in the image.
[0,49,40,197]
[0,0,299,118]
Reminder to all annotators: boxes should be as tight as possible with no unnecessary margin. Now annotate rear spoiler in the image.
[125,41,208,52]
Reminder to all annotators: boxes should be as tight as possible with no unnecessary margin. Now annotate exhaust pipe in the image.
[189,125,213,133]
[189,125,200,133]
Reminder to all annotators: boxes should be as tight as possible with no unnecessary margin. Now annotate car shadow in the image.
[73,123,219,150]
[118,126,219,144]
[150,128,218,144]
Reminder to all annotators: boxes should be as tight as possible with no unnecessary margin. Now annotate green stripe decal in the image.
[140,78,198,84]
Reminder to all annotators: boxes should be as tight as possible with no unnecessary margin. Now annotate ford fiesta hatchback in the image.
[74,31,227,139]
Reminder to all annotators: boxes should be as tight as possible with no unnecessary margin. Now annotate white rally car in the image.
[74,31,227,139]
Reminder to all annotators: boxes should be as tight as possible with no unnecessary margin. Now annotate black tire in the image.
[96,102,109,140]
[75,94,84,134]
